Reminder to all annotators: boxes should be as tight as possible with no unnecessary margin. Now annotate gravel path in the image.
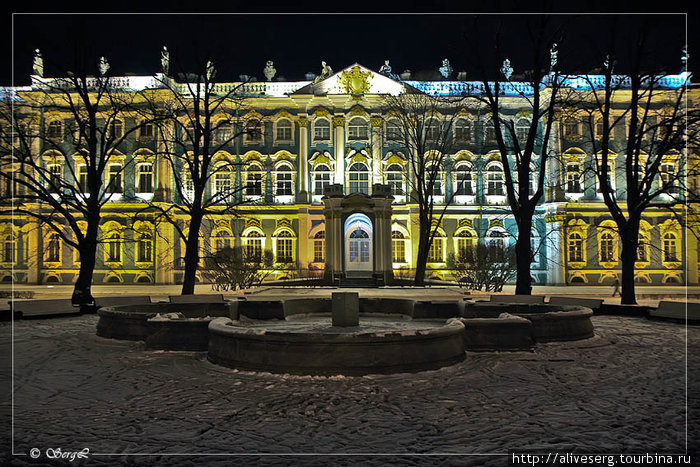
[1,315,697,466]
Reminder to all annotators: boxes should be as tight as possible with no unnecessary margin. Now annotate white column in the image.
[297,117,309,203]
[370,116,383,185]
[333,116,345,186]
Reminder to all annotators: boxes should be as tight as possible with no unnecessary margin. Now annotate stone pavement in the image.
[1,314,698,466]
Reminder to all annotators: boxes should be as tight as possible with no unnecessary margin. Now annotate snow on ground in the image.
[1,315,698,466]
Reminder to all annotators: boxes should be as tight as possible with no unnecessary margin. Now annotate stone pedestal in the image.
[332,292,359,327]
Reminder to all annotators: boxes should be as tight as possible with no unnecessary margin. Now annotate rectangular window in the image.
[276,125,292,141]
[78,165,88,192]
[276,238,293,263]
[566,163,582,193]
[137,164,153,193]
[428,240,443,262]
[246,239,262,262]
[48,164,62,193]
[314,124,330,141]
[137,234,152,262]
[246,173,262,196]
[313,240,324,262]
[314,172,331,196]
[107,165,122,193]
[140,123,154,139]
[457,238,474,262]
[392,239,405,263]
[276,173,293,195]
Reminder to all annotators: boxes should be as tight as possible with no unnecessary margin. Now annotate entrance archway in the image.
[344,213,373,275]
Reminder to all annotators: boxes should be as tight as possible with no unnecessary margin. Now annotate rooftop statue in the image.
[682,45,689,71]
[439,58,453,79]
[264,61,277,81]
[32,49,43,77]
[206,60,216,81]
[161,46,169,75]
[98,57,110,76]
[550,43,558,72]
[379,60,392,75]
[501,59,513,80]
[313,61,334,83]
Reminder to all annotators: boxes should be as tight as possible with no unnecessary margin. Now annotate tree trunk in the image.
[514,214,533,295]
[619,223,639,305]
[71,216,100,309]
[181,212,203,295]
[414,225,430,287]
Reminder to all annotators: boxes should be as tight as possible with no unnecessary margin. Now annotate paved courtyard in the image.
[1,311,698,466]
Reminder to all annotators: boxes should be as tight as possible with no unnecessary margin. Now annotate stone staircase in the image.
[339,275,378,288]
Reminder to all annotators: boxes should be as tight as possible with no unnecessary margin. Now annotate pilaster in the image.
[333,116,345,187]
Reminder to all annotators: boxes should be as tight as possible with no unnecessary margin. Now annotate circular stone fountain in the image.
[96,292,595,376]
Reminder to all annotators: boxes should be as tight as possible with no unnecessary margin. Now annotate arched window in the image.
[276,119,292,142]
[275,230,294,263]
[46,233,61,263]
[245,163,263,196]
[599,232,615,263]
[110,119,123,139]
[314,119,330,141]
[386,163,403,195]
[313,231,325,262]
[2,234,15,263]
[136,162,153,193]
[106,232,121,263]
[213,164,233,202]
[107,164,122,194]
[663,233,678,262]
[392,231,406,263]
[47,120,63,140]
[212,229,233,255]
[244,230,263,262]
[515,118,530,142]
[348,162,369,194]
[348,117,368,141]
[386,119,401,141]
[454,162,474,195]
[568,232,583,262]
[456,230,475,262]
[137,232,153,262]
[275,162,294,196]
[454,119,471,142]
[313,163,332,196]
[486,163,504,196]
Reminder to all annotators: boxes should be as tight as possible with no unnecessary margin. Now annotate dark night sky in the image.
[3,3,697,86]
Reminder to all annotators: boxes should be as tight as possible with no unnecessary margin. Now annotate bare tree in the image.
[0,56,155,307]
[468,16,566,295]
[144,56,253,295]
[382,92,462,286]
[578,27,696,304]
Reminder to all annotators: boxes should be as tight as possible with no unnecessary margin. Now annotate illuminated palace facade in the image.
[0,63,697,286]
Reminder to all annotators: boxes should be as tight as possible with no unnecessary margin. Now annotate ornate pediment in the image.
[293,63,405,97]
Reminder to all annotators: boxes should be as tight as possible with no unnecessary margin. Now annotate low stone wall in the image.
[457,316,534,351]
[461,303,594,343]
[96,302,237,348]
[207,317,466,376]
